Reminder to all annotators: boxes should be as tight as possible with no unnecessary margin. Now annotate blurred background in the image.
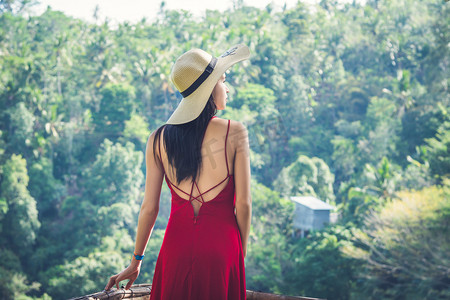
[0,0,448,299]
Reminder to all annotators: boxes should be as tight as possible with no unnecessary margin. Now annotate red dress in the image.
[150,120,246,300]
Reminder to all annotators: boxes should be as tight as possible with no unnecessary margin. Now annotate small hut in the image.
[290,196,336,238]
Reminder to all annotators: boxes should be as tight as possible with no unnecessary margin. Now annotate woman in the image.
[105,44,252,299]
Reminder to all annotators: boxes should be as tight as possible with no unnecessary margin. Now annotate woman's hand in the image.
[104,260,141,291]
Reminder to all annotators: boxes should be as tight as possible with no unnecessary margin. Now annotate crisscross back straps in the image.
[193,181,205,203]
[161,119,232,203]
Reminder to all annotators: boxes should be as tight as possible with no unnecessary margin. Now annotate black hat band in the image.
[180,56,218,98]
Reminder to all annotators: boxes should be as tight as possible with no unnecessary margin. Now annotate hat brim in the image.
[166,44,250,125]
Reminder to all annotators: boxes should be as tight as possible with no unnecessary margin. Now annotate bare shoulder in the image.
[229,119,248,138]
[230,120,247,131]
[209,116,229,126]
[147,130,156,144]
[211,117,248,136]
[146,126,165,157]
[146,129,160,150]
[145,127,166,171]
[224,120,249,156]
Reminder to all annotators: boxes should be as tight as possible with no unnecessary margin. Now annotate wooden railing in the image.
[69,283,326,300]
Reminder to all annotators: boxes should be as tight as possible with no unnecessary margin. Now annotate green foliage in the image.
[282,226,359,300]
[42,230,133,299]
[58,139,144,255]
[93,83,136,140]
[342,156,403,226]
[277,75,314,144]
[357,97,402,166]
[0,0,447,298]
[0,250,50,300]
[228,83,285,183]
[274,155,335,204]
[245,180,294,292]
[398,150,432,190]
[0,154,40,256]
[343,182,450,299]
[27,157,65,219]
[82,139,143,208]
[424,120,450,181]
[0,269,43,300]
[232,83,277,117]
[0,0,37,15]
[331,135,357,180]
[0,155,43,299]
[122,113,151,147]
[3,102,35,155]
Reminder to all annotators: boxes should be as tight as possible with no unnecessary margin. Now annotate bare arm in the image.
[133,132,164,259]
[105,132,164,290]
[233,121,252,258]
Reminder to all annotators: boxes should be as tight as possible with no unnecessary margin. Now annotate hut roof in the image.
[290,196,334,210]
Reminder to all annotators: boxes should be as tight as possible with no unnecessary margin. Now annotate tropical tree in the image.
[245,180,294,293]
[282,226,359,300]
[424,121,450,181]
[343,181,450,299]
[342,156,402,227]
[0,154,40,257]
[274,155,335,204]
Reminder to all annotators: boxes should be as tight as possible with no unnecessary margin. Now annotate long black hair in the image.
[153,96,217,184]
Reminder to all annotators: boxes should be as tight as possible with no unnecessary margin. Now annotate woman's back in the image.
[150,118,247,300]
[160,117,235,216]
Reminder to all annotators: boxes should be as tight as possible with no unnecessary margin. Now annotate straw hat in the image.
[167,44,250,124]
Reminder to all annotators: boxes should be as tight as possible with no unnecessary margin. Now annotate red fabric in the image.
[150,120,246,300]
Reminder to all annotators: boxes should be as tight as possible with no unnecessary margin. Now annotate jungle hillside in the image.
[0,0,449,299]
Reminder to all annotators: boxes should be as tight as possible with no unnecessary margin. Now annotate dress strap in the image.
[224,120,231,176]
[188,180,196,201]
[193,181,205,203]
